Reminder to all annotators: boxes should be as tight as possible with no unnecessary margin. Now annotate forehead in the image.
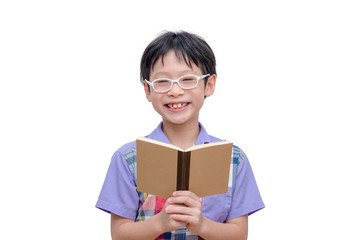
[150,50,202,78]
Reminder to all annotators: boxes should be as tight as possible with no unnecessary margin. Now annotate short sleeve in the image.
[226,150,265,220]
[95,147,139,220]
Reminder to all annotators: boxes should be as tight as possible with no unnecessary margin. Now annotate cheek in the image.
[150,98,164,114]
[193,94,206,108]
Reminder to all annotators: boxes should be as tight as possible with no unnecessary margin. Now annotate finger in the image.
[166,205,200,216]
[173,191,199,200]
[169,196,201,208]
[171,213,199,225]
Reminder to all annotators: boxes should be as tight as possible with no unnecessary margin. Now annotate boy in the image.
[96,31,264,240]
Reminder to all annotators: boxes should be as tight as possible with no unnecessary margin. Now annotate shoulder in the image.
[116,140,137,153]
[231,144,248,165]
[108,140,138,179]
[112,140,137,166]
[206,130,248,166]
[208,134,223,143]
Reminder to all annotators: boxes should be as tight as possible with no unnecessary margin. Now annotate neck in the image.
[162,121,200,150]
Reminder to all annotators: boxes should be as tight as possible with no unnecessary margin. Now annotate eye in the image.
[154,79,170,84]
[181,75,197,81]
[180,76,197,84]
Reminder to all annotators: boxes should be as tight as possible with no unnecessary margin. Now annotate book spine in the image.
[177,151,191,191]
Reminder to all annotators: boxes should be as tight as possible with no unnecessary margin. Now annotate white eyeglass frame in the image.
[144,74,210,93]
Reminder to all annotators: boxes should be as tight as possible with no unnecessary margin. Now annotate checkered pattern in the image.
[124,145,243,240]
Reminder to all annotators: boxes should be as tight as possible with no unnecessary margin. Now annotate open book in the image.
[136,137,233,199]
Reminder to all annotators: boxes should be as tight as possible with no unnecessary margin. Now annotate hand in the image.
[165,191,204,234]
[158,196,187,232]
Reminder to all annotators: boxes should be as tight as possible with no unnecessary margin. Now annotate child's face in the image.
[144,50,216,127]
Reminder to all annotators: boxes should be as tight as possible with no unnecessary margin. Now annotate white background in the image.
[1,0,361,239]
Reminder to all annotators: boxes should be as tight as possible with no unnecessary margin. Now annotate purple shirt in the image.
[96,122,264,225]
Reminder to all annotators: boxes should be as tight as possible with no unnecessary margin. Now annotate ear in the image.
[143,81,152,102]
[204,74,216,97]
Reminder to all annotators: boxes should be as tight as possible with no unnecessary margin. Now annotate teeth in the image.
[168,103,187,109]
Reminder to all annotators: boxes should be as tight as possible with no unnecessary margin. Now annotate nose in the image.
[167,82,184,96]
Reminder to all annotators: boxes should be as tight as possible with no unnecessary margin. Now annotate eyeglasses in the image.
[144,74,210,93]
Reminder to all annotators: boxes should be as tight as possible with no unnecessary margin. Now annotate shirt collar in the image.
[195,122,211,145]
[146,122,211,146]
[146,122,171,144]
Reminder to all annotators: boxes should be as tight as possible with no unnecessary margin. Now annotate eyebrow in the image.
[152,70,197,79]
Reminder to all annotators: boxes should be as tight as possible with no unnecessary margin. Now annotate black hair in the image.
[140,31,216,84]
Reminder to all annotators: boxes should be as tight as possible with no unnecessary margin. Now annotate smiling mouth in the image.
[166,103,189,109]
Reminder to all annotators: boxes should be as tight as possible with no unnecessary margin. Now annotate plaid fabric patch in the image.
[124,145,243,240]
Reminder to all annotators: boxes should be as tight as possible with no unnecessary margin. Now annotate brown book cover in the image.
[136,137,233,199]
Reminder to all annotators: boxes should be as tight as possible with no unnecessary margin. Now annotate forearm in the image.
[197,216,248,240]
[111,214,164,240]
[167,191,248,239]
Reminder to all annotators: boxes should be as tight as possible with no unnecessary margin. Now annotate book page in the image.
[186,141,232,151]
[137,137,182,151]
[188,143,232,197]
[136,139,179,199]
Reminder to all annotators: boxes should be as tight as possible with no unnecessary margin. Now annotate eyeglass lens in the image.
[153,76,198,92]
